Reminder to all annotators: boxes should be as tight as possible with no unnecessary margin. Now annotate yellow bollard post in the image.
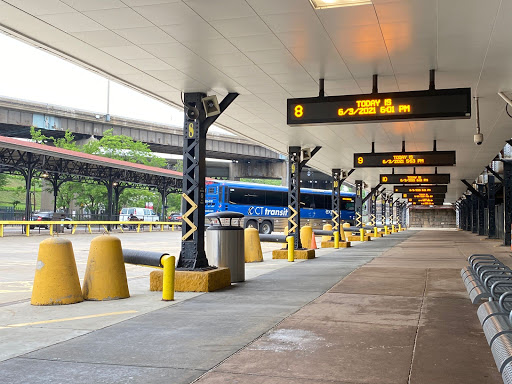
[322,224,333,242]
[399,224,402,231]
[31,237,83,305]
[300,225,313,249]
[82,235,130,301]
[49,224,53,236]
[360,228,365,242]
[244,228,263,262]
[26,224,30,237]
[286,236,294,262]
[0,223,3,237]
[162,255,175,301]
[149,222,152,232]
[392,224,396,233]
[384,225,389,235]
[374,227,378,237]
[334,232,339,249]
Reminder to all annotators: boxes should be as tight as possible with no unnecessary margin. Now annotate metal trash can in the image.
[206,212,245,283]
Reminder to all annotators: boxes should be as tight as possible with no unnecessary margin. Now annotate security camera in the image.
[474,133,483,145]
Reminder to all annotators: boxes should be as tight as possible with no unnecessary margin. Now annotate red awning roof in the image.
[0,135,182,179]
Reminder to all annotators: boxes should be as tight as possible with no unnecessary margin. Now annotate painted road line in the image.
[5,310,138,328]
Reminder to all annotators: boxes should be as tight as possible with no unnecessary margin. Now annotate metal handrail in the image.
[0,220,182,237]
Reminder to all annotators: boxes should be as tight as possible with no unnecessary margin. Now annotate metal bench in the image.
[502,361,512,383]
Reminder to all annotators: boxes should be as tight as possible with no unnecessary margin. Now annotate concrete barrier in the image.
[82,235,130,301]
[245,228,263,262]
[31,238,83,305]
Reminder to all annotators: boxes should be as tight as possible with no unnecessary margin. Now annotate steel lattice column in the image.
[465,199,471,231]
[381,194,387,225]
[504,161,512,246]
[488,175,496,238]
[478,184,485,236]
[396,202,401,226]
[370,194,377,226]
[389,197,394,225]
[288,146,302,249]
[331,169,341,237]
[355,180,363,228]
[178,92,209,270]
[472,194,478,233]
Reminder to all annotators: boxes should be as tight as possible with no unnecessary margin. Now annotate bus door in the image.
[206,185,220,213]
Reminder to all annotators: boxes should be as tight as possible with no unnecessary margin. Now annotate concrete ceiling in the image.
[0,0,511,202]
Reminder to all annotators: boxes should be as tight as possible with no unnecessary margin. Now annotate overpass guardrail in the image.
[0,221,182,237]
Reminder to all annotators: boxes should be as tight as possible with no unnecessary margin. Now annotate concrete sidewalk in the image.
[0,230,504,383]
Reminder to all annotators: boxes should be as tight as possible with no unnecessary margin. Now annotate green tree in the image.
[0,173,6,189]
[30,127,169,215]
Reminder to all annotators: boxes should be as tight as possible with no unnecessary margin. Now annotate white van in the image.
[119,207,160,222]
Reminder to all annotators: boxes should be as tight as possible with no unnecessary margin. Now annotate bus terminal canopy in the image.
[0,135,182,191]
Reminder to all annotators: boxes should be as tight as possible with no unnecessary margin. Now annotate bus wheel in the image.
[259,221,273,234]
[245,220,258,229]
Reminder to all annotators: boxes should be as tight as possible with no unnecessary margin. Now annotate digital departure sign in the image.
[411,201,444,206]
[403,193,446,199]
[380,174,450,184]
[287,88,471,125]
[394,186,447,194]
[354,151,455,168]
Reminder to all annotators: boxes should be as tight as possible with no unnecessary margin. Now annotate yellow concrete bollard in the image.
[82,235,130,301]
[31,238,83,305]
[399,224,402,231]
[341,223,350,241]
[322,224,332,242]
[392,224,396,233]
[287,236,294,262]
[162,255,175,301]
[244,227,263,262]
[300,225,313,249]
[334,232,339,249]
[374,227,378,237]
[360,228,365,242]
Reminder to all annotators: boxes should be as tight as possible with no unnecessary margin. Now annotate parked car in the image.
[119,207,160,223]
[29,212,72,229]
[169,213,182,222]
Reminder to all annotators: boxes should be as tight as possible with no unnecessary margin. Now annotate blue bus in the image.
[205,180,355,234]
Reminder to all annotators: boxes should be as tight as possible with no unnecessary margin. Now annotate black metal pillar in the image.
[288,146,302,249]
[179,92,208,269]
[488,175,496,238]
[106,178,114,231]
[389,197,394,225]
[396,202,401,226]
[23,153,34,222]
[370,194,377,226]
[178,92,238,269]
[472,194,478,233]
[331,169,341,238]
[503,161,512,246]
[478,184,485,235]
[465,199,471,231]
[159,186,168,222]
[355,180,363,228]
[381,194,387,225]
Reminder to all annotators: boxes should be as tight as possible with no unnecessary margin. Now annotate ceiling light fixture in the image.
[309,0,373,9]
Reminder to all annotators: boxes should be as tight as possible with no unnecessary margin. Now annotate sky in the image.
[0,31,205,129]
